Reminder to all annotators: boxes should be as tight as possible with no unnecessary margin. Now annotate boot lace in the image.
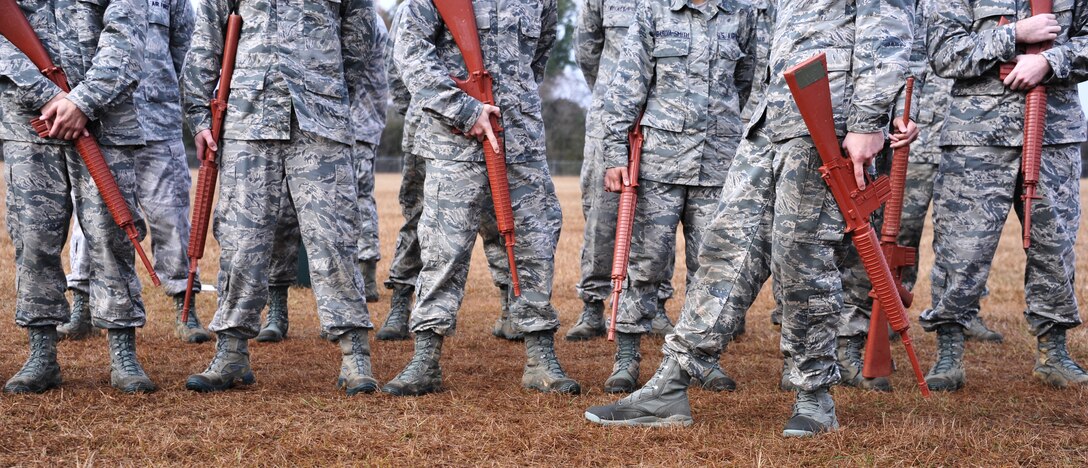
[111,332,144,375]
[1044,333,1087,375]
[531,335,567,376]
[933,330,962,374]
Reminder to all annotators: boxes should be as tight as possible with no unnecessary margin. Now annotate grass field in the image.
[0,172,1086,465]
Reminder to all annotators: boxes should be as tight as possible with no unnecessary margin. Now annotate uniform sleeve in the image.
[533,0,559,85]
[65,0,147,121]
[0,38,62,111]
[575,0,605,88]
[895,0,931,121]
[393,0,482,134]
[170,0,196,79]
[1041,4,1088,82]
[600,2,654,169]
[927,0,1017,79]
[342,0,377,125]
[181,0,229,135]
[350,7,390,143]
[734,8,757,114]
[847,0,913,134]
[387,7,411,117]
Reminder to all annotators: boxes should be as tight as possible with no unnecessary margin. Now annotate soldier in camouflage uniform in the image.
[922,0,1088,391]
[1,0,157,394]
[571,0,676,343]
[253,7,390,344]
[586,0,914,435]
[181,0,381,395]
[60,0,212,345]
[594,0,756,395]
[378,2,520,343]
[383,0,580,397]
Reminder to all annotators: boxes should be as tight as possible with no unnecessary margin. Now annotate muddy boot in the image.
[376,284,413,341]
[780,359,800,392]
[57,290,98,340]
[565,300,606,341]
[173,294,212,344]
[836,336,891,392]
[360,259,380,303]
[523,331,581,394]
[186,334,255,392]
[256,286,289,343]
[1033,328,1088,388]
[696,364,737,392]
[782,388,839,437]
[649,300,674,338]
[3,326,62,394]
[925,324,966,392]
[491,285,523,341]
[337,329,378,395]
[585,356,693,427]
[604,332,642,393]
[107,328,156,394]
[964,315,1004,343]
[382,331,444,396]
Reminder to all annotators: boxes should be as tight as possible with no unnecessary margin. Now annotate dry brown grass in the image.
[0,172,1087,465]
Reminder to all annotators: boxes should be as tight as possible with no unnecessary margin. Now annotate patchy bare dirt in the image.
[0,173,1085,465]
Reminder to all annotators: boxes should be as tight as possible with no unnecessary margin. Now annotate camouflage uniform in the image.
[602,0,756,334]
[1,0,148,328]
[182,0,378,339]
[393,0,561,336]
[920,0,1087,337]
[574,0,674,307]
[352,9,389,268]
[67,0,197,298]
[662,0,913,392]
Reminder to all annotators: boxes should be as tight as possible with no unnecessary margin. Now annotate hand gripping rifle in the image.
[434,0,521,296]
[0,0,160,285]
[784,54,930,397]
[181,12,243,322]
[607,115,644,342]
[998,1,1052,249]
[863,78,917,379]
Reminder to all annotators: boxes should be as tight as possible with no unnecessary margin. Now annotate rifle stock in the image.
[0,0,160,286]
[181,12,243,322]
[435,0,521,296]
[607,115,644,342]
[785,54,929,397]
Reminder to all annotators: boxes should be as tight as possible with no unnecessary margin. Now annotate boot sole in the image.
[375,330,410,341]
[1033,367,1088,388]
[3,377,62,394]
[564,330,605,341]
[584,411,692,428]
[380,383,442,396]
[185,373,256,392]
[925,377,965,392]
[525,382,582,395]
[114,381,158,394]
[339,378,379,395]
[255,333,285,343]
[177,329,213,344]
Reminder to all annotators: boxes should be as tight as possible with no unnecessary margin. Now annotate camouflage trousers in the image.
[921,144,1082,336]
[663,131,850,391]
[577,141,674,303]
[3,140,147,328]
[209,120,371,340]
[899,158,938,291]
[385,151,514,292]
[354,141,380,262]
[67,139,197,297]
[267,184,302,288]
[411,159,561,335]
[615,179,720,334]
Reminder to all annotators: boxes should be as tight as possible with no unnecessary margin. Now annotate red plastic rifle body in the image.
[0,0,159,285]
[607,116,644,342]
[863,77,917,379]
[999,2,1051,249]
[181,13,243,322]
[434,0,521,296]
[784,54,930,397]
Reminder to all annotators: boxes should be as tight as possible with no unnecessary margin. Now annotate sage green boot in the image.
[522,331,580,394]
[337,329,379,395]
[3,326,62,394]
[585,357,693,427]
[256,286,289,342]
[107,328,157,394]
[382,331,444,396]
[1033,328,1088,388]
[57,290,98,340]
[696,364,737,392]
[964,315,1004,343]
[376,284,412,341]
[564,300,605,341]
[649,299,674,337]
[836,336,892,391]
[360,259,380,303]
[604,332,641,393]
[186,334,255,392]
[782,388,839,437]
[925,324,966,392]
[491,285,523,341]
[173,294,212,344]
